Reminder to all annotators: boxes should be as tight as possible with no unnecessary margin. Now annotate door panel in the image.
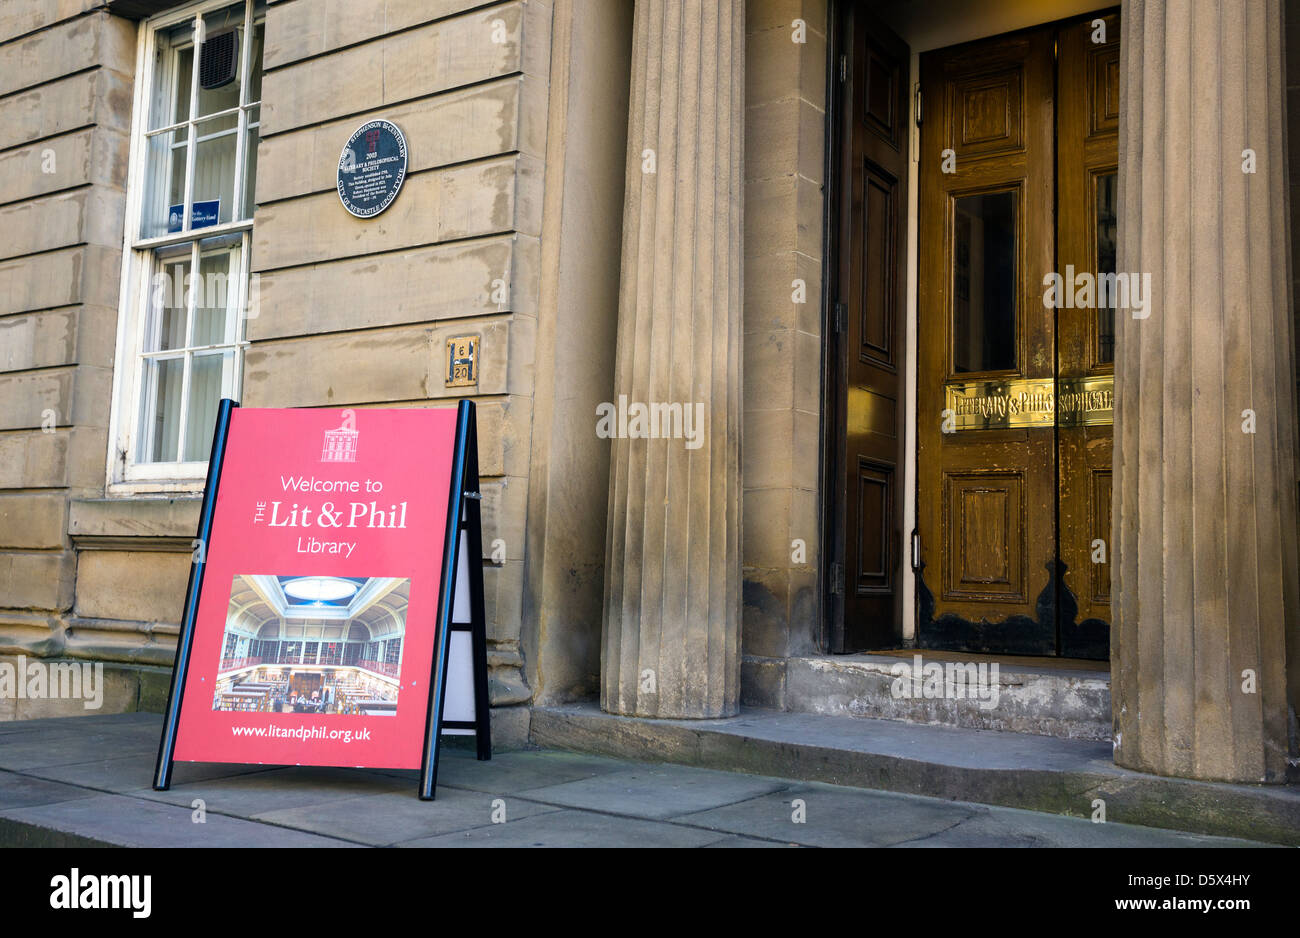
[917,27,1058,655]
[854,458,891,591]
[830,6,910,651]
[1057,12,1119,658]
[859,167,897,364]
[952,68,1024,157]
[945,471,1027,599]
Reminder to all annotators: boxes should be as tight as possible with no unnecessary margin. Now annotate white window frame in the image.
[108,0,262,494]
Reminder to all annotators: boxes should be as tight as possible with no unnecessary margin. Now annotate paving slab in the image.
[676,783,982,847]
[897,805,1274,848]
[132,764,411,816]
[75,721,172,744]
[0,723,130,743]
[24,755,271,793]
[399,808,726,848]
[253,785,564,845]
[0,711,162,735]
[0,793,359,848]
[0,733,160,771]
[433,748,638,795]
[0,770,101,811]
[516,763,791,819]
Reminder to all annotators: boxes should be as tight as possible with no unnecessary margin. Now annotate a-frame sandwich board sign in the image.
[420,399,492,797]
[153,399,490,800]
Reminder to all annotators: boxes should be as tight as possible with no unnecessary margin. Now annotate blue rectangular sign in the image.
[168,199,221,233]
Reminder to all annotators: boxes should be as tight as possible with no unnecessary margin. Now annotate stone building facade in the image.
[0,0,1296,785]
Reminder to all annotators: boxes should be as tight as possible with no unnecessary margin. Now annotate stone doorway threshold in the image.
[776,652,1110,741]
[863,649,1109,672]
[529,703,1300,845]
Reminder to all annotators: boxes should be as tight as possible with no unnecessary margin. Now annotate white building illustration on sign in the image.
[321,411,359,463]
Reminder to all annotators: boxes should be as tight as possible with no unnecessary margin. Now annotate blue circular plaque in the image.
[337,119,408,218]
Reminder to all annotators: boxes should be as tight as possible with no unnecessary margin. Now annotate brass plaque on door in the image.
[1056,375,1114,427]
[944,375,1112,430]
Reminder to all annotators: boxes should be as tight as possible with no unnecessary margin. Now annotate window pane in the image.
[147,253,191,352]
[193,248,236,346]
[1095,172,1118,364]
[952,191,1017,373]
[174,46,194,124]
[140,356,184,463]
[185,351,232,462]
[141,130,188,238]
[247,21,264,104]
[196,110,238,135]
[149,20,194,130]
[197,4,250,119]
[240,106,260,221]
[192,117,237,227]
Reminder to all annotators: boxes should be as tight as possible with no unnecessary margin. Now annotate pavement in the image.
[0,712,1281,847]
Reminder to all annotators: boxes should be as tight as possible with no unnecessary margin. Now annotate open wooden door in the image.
[826,5,910,652]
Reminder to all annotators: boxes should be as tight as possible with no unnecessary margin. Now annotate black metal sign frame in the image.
[420,400,493,797]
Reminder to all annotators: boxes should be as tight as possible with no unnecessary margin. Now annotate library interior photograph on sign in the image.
[2,0,1300,879]
[211,574,409,717]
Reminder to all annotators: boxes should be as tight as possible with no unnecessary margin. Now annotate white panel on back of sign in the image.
[453,533,471,625]
[442,629,476,730]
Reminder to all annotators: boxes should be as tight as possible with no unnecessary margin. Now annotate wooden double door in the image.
[914,14,1119,659]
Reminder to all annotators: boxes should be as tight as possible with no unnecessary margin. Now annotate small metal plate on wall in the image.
[446,335,479,388]
[943,375,1113,430]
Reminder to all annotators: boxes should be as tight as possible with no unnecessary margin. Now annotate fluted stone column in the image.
[1113,0,1300,781]
[601,0,743,718]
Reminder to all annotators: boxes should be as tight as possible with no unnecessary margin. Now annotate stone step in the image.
[529,702,1300,846]
[775,652,1111,741]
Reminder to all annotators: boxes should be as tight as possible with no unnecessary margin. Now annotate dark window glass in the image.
[953,191,1017,373]
[1096,172,1118,364]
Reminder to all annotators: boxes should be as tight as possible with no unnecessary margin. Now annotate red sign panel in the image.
[172,406,458,769]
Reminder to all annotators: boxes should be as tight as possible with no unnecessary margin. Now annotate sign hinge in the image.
[840,53,847,83]
[834,301,848,334]
[830,562,845,596]
[915,85,923,126]
[911,530,921,571]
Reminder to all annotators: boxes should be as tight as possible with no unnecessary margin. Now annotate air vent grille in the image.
[199,29,239,89]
